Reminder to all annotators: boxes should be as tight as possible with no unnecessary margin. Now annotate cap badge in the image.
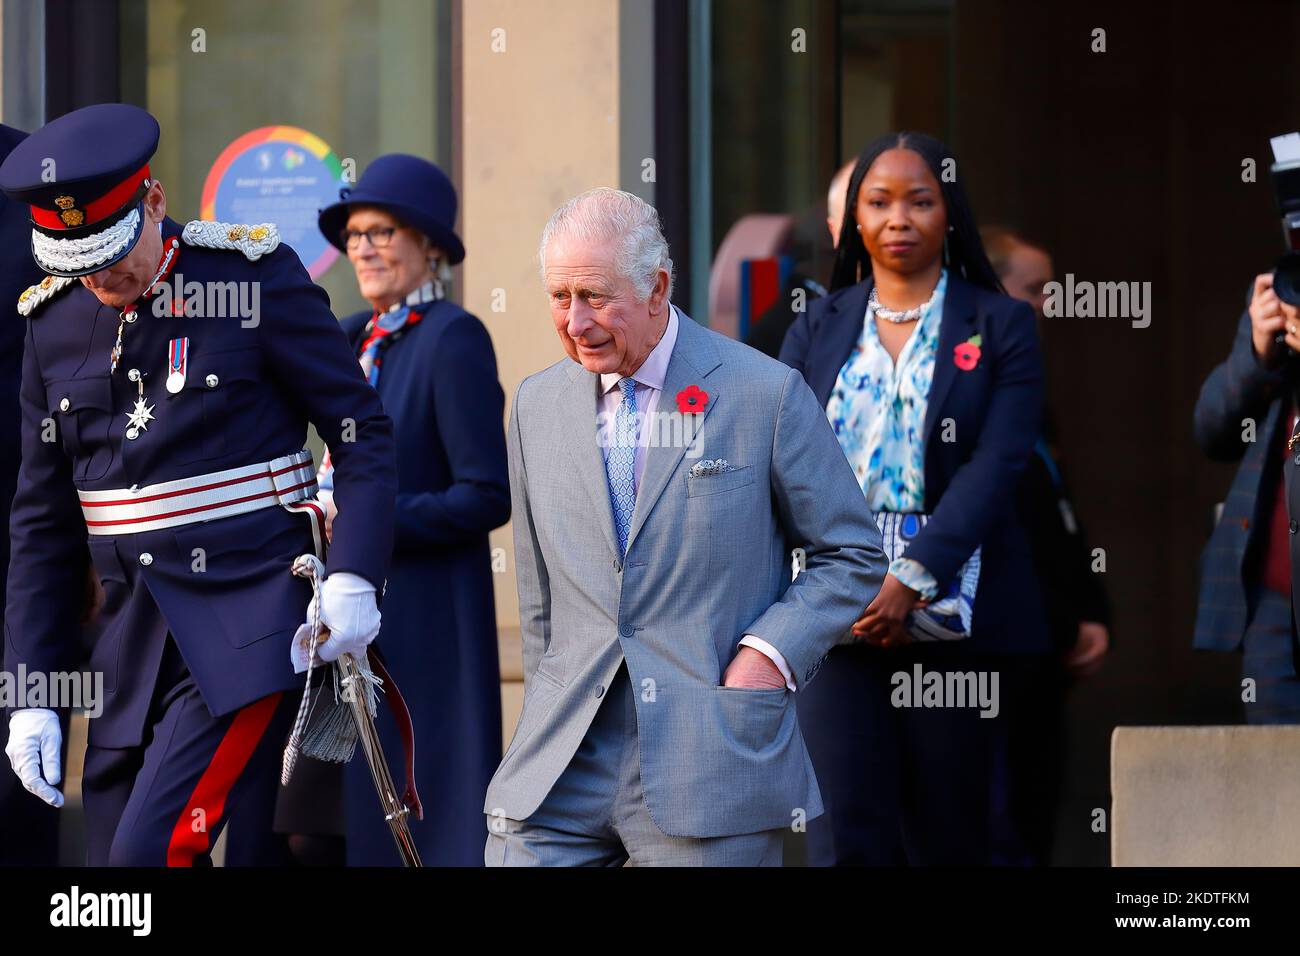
[53,195,83,227]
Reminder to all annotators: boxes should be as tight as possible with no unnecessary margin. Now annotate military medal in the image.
[124,368,154,440]
[111,239,180,440]
[166,337,188,393]
[109,310,135,375]
[125,397,155,440]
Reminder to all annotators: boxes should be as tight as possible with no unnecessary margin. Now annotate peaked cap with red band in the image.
[0,103,159,277]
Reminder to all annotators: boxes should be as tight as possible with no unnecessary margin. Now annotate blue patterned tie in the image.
[606,377,638,555]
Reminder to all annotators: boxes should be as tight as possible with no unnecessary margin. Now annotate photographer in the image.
[1193,272,1300,723]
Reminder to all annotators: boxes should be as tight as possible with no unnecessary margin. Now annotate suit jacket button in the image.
[1291,520,1298,535]
[206,374,219,388]
[139,552,153,566]
[613,559,622,572]
[595,685,605,699]
[59,397,70,412]
[619,623,634,638]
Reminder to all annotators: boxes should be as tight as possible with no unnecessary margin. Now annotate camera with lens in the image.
[1271,153,1300,305]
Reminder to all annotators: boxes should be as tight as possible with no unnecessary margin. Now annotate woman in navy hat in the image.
[308,154,510,866]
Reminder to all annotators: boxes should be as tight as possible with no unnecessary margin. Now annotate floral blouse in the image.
[825,270,948,597]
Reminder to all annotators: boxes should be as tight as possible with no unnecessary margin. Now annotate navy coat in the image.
[338,299,509,866]
[779,273,1050,654]
[0,124,58,865]
[5,216,397,749]
[0,125,42,593]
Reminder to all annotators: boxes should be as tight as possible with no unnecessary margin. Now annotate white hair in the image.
[538,187,674,301]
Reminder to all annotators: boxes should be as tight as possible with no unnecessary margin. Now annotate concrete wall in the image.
[457,0,627,747]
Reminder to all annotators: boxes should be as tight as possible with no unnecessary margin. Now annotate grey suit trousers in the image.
[484,664,785,867]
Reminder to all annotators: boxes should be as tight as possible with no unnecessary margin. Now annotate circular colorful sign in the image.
[200,125,344,278]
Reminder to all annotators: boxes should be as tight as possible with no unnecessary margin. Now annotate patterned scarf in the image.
[357,277,445,387]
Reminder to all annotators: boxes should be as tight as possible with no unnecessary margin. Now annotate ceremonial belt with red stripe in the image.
[77,450,317,534]
[77,448,424,839]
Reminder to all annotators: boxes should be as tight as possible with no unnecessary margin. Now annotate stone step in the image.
[1112,726,1300,866]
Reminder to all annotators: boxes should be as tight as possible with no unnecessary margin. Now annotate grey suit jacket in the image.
[484,309,886,838]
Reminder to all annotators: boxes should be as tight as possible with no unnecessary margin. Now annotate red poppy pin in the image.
[953,334,982,371]
[676,384,709,414]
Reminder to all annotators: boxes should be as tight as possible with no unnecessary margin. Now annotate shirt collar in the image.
[913,269,948,335]
[599,305,679,395]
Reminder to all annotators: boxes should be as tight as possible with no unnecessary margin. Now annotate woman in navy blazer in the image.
[311,155,510,866]
[779,132,1048,865]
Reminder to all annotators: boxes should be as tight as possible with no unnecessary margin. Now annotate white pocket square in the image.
[689,459,735,477]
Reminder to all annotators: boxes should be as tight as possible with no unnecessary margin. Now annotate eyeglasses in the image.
[341,226,397,250]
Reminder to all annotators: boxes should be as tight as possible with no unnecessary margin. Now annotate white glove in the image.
[5,709,64,808]
[290,572,380,671]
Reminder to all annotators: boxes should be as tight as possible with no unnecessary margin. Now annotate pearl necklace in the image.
[869,282,940,324]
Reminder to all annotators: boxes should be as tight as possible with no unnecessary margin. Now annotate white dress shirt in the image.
[596,306,796,691]
[597,306,679,486]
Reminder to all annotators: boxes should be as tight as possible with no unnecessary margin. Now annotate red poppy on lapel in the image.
[676,384,709,413]
[953,333,982,371]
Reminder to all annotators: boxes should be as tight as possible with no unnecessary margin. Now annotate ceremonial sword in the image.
[285,554,424,867]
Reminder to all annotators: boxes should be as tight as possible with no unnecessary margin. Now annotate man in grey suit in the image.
[484,187,886,866]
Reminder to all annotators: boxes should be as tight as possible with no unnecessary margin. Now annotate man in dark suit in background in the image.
[981,227,1111,865]
[984,228,1111,675]
[744,161,851,359]
[0,122,57,866]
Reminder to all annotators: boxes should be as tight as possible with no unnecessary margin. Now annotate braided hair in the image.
[829,131,1004,296]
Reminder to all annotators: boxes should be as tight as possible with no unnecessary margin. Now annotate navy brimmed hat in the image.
[0,103,160,278]
[318,154,465,264]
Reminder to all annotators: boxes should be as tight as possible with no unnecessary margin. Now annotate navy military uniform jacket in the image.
[4,216,397,749]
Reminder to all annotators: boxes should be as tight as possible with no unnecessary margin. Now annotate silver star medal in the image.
[124,368,154,441]
[125,396,155,441]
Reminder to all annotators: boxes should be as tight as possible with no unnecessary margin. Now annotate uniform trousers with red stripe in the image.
[80,636,297,866]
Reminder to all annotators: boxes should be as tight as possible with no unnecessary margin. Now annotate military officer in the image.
[0,103,397,866]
